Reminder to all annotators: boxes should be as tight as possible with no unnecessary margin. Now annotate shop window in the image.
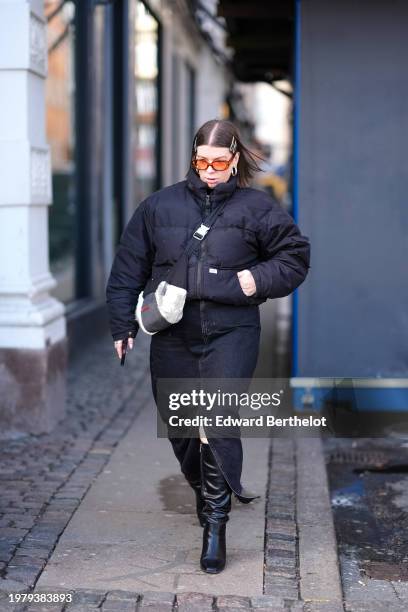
[45,1,76,304]
[134,1,160,203]
[171,58,196,181]
[171,54,180,181]
[185,62,196,166]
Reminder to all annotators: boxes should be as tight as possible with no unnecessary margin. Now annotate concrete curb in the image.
[296,436,344,611]
[264,438,298,603]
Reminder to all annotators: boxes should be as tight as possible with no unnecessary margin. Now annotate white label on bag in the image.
[209,268,218,274]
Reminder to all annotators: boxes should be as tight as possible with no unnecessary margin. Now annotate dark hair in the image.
[190,119,264,187]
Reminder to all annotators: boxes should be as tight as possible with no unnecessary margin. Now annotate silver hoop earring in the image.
[231,166,237,176]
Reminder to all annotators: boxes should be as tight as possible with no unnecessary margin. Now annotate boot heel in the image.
[200,522,226,573]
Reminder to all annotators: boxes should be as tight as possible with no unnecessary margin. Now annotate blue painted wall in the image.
[296,0,408,379]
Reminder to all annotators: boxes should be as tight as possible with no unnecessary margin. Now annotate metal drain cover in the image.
[329,450,389,466]
[362,561,408,581]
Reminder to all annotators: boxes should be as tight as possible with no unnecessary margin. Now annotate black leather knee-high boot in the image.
[200,442,232,573]
[184,475,206,527]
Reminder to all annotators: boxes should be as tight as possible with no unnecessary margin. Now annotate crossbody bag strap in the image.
[165,196,231,289]
[184,197,230,258]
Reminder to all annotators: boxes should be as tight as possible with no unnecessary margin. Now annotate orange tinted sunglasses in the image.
[192,154,235,172]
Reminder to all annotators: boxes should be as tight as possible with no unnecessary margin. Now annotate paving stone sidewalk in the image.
[0,335,151,592]
[0,333,300,610]
[2,331,398,612]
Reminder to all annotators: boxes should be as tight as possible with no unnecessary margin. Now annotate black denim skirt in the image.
[149,299,261,502]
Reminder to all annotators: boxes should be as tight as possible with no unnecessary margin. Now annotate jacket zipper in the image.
[198,194,211,336]
[196,194,211,300]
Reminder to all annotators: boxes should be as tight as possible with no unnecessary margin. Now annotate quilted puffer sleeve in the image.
[249,204,311,300]
[106,199,155,341]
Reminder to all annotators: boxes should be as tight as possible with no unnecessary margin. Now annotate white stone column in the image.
[0,0,67,436]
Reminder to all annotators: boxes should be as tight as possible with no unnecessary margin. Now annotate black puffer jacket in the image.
[106,167,311,341]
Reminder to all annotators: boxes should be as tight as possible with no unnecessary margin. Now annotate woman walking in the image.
[106,119,310,574]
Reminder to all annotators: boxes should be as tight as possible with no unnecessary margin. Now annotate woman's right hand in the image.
[237,269,257,296]
[114,338,134,360]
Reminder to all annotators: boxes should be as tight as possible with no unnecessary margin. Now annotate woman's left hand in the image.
[114,338,134,360]
[237,269,257,296]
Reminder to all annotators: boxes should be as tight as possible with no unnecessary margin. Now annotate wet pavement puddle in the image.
[324,438,408,587]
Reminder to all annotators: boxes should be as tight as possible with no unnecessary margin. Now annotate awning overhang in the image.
[217,1,294,83]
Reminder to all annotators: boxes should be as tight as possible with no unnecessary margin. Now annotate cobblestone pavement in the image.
[0,333,302,610]
[0,335,149,589]
[2,332,404,611]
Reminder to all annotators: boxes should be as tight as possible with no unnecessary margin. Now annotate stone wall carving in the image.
[30,13,47,76]
[31,148,51,202]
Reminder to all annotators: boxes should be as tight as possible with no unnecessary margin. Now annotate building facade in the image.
[0,0,231,436]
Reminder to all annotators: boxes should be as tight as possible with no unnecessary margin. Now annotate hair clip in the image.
[229,136,237,154]
[193,136,198,153]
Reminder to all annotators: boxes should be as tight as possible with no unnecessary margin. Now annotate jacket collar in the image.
[186,166,238,205]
